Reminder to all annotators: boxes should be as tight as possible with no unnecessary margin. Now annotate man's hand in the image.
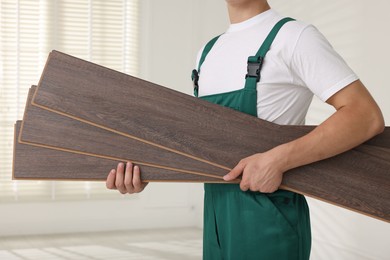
[224,80,384,194]
[106,162,148,194]
[223,152,284,193]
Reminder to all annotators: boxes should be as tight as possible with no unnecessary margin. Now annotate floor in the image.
[0,228,203,260]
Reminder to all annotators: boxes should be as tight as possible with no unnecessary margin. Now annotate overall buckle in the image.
[192,69,199,91]
[245,56,264,82]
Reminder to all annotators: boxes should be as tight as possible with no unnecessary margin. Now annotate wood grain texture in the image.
[32,51,390,222]
[14,121,224,182]
[21,86,227,179]
[33,51,390,168]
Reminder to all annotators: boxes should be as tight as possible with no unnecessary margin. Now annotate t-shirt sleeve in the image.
[290,25,359,102]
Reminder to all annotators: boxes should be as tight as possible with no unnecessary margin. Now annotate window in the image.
[0,0,139,201]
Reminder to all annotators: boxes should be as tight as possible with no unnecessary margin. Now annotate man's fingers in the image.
[240,182,249,191]
[115,162,127,194]
[133,166,148,192]
[239,174,250,191]
[132,165,143,192]
[106,162,148,194]
[106,169,116,189]
[124,162,134,192]
[223,161,245,181]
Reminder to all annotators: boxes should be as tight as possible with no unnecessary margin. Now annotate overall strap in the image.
[192,35,220,97]
[198,35,220,72]
[192,17,294,97]
[244,17,295,90]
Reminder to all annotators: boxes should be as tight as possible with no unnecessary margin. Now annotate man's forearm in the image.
[273,80,385,173]
[224,80,384,193]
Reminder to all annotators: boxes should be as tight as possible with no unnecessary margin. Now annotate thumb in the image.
[223,161,245,181]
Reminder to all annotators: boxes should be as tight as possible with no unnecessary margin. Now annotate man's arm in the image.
[224,80,385,192]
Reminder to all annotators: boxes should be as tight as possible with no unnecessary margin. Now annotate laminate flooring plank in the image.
[14,120,390,220]
[290,125,390,149]
[32,51,390,221]
[13,121,224,182]
[21,87,227,179]
[33,51,390,168]
[282,148,390,222]
[32,50,277,169]
[355,145,390,163]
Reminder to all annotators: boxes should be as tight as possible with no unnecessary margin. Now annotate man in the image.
[106,0,384,259]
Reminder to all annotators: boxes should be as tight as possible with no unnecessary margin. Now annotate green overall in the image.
[192,18,311,260]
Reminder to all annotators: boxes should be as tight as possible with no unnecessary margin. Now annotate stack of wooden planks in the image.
[13,51,390,222]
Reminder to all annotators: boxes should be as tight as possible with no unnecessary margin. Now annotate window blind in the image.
[0,0,139,202]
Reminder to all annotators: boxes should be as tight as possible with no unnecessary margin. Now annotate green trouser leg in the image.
[203,184,311,260]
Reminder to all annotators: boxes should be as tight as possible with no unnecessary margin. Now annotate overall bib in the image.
[192,18,311,260]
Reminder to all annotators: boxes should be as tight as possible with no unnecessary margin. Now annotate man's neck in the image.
[227,1,271,24]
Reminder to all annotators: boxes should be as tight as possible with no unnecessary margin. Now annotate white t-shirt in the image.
[196,9,358,125]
